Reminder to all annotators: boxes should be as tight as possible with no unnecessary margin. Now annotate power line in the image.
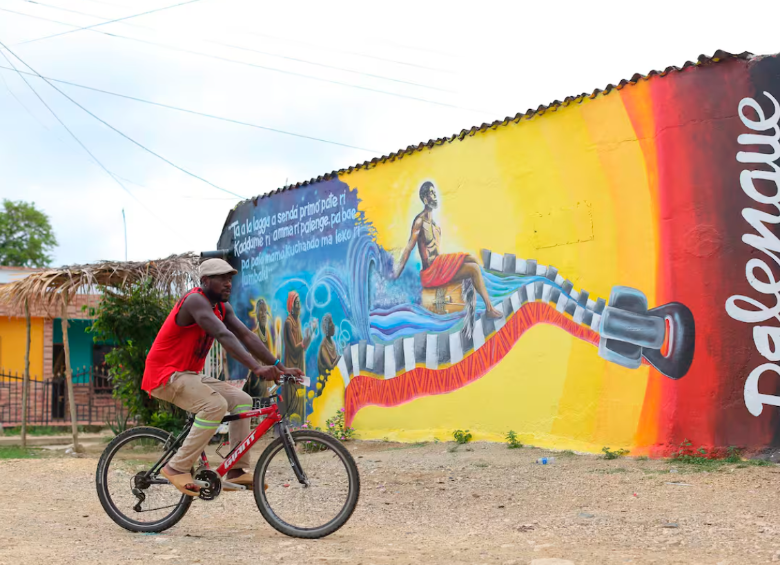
[76,0,135,9]
[0,40,246,199]
[1,6,493,116]
[0,64,380,153]
[13,0,455,93]
[87,29,493,115]
[0,45,170,230]
[205,38,455,93]
[19,0,207,45]
[0,60,54,132]
[0,67,240,207]
[17,0,127,21]
[240,30,456,75]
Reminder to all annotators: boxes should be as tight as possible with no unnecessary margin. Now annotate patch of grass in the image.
[667,440,775,471]
[635,455,649,461]
[505,430,523,449]
[0,446,46,459]
[386,442,426,451]
[453,429,472,445]
[559,450,576,457]
[2,426,87,436]
[602,447,630,460]
[473,462,490,468]
[736,459,773,467]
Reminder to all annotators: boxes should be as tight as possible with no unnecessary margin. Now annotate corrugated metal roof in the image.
[236,49,753,209]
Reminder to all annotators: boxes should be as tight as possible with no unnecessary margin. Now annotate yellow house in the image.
[0,267,45,379]
[0,266,104,381]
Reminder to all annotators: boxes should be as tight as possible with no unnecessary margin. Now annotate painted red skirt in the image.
[420,253,467,288]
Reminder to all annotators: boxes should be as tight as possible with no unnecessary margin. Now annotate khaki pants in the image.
[151,372,254,473]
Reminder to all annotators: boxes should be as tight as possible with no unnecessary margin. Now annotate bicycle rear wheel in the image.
[96,427,192,533]
[253,430,360,538]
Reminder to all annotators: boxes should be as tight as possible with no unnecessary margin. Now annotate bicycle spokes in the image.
[258,432,355,532]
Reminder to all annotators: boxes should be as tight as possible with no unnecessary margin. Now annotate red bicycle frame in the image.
[197,403,283,478]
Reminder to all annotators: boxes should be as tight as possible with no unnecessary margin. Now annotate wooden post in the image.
[21,299,31,449]
[61,294,82,453]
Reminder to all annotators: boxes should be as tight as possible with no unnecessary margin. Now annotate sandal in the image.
[161,467,200,497]
[224,469,254,490]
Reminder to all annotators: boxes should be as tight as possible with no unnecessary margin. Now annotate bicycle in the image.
[95,375,360,539]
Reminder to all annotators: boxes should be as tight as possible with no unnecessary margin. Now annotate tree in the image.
[0,200,57,267]
[88,279,185,431]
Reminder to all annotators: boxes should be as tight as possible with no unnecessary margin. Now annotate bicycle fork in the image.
[276,422,310,487]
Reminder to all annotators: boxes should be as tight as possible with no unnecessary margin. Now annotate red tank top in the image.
[141,288,226,392]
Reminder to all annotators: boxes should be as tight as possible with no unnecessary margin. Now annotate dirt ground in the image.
[1,438,780,565]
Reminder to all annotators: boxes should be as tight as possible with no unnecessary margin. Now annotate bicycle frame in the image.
[145,386,308,488]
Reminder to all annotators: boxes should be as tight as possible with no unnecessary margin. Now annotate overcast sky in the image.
[1,0,778,266]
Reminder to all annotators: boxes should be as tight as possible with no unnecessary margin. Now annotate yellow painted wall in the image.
[0,317,44,379]
[339,96,655,451]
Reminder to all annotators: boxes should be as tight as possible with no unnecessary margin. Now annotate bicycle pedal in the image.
[221,480,247,491]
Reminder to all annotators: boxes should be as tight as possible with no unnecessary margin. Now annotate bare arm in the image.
[393,217,423,279]
[183,294,278,380]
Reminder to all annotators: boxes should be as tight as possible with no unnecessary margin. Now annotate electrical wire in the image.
[0,39,246,199]
[0,60,54,132]
[204,38,454,93]
[17,0,132,21]
[15,0,453,92]
[0,46,173,233]
[240,30,455,74]
[0,64,380,153]
[19,0,207,45]
[0,6,494,115]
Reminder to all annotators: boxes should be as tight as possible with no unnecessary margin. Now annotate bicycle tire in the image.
[96,427,193,533]
[253,430,360,538]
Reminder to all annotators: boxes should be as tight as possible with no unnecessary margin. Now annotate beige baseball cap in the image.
[199,258,238,278]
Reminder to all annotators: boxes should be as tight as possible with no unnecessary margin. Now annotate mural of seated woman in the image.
[393,180,502,319]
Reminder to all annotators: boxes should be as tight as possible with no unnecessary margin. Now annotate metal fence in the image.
[0,366,126,427]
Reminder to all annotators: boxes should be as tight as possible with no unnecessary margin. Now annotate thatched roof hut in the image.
[0,252,202,449]
[0,253,201,315]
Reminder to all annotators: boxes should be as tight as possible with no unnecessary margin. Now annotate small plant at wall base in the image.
[725,446,743,464]
[105,411,131,436]
[602,447,630,460]
[453,429,472,445]
[505,430,523,449]
[670,439,710,464]
[294,420,327,453]
[325,409,355,441]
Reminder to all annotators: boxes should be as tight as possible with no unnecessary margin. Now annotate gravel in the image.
[1,440,780,564]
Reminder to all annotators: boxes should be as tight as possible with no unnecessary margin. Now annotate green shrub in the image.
[602,446,630,460]
[505,430,523,449]
[453,429,472,445]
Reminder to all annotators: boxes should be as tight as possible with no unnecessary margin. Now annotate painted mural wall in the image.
[217,52,780,454]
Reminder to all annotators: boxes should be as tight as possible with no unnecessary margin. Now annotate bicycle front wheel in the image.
[96,427,192,533]
[253,430,360,538]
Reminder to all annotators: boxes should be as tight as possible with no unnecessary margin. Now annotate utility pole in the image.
[122,208,127,261]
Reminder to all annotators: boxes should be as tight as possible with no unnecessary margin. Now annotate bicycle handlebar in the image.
[267,374,306,395]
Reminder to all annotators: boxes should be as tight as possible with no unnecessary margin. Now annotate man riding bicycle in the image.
[141,258,303,497]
